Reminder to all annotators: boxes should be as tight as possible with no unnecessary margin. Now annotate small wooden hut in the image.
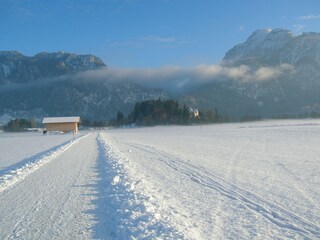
[42,116,80,133]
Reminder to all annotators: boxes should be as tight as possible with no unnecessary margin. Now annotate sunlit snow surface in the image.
[0,120,319,239]
[0,131,76,173]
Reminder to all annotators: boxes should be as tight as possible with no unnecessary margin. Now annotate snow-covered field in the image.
[0,119,319,239]
[0,131,78,174]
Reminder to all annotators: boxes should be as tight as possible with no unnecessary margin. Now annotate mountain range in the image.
[0,51,105,84]
[1,28,320,123]
[0,51,170,123]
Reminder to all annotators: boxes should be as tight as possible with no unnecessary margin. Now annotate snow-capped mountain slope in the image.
[0,77,170,123]
[182,29,320,118]
[224,29,294,67]
[223,28,320,69]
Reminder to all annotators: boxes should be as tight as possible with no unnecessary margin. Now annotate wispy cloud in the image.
[106,35,189,50]
[140,35,176,43]
[299,14,320,20]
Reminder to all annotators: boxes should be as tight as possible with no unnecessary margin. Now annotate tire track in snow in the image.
[226,138,249,182]
[221,137,254,237]
[201,138,251,238]
[0,133,90,193]
[125,141,320,240]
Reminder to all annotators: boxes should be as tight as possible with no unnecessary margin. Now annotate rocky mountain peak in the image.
[222,28,294,67]
[246,28,271,45]
[0,51,106,84]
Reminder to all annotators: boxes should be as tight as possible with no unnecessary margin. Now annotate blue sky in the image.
[1,0,320,67]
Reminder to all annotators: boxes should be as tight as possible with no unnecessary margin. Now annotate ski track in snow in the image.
[123,141,320,239]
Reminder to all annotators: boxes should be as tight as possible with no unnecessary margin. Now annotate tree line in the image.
[2,118,38,132]
[109,99,225,127]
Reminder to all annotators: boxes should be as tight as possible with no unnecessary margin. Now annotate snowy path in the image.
[0,133,97,239]
[0,132,183,239]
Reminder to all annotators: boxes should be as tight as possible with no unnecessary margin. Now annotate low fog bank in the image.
[0,63,294,95]
[74,64,294,93]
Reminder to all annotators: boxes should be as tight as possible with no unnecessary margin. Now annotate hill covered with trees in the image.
[110,99,226,127]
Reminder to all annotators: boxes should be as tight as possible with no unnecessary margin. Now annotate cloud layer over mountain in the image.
[74,64,294,93]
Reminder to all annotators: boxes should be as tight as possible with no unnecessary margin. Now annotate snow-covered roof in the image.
[42,116,80,124]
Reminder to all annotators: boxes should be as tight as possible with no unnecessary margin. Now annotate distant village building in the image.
[42,116,80,133]
[189,107,200,118]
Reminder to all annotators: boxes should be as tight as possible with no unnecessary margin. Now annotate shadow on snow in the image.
[85,134,183,239]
